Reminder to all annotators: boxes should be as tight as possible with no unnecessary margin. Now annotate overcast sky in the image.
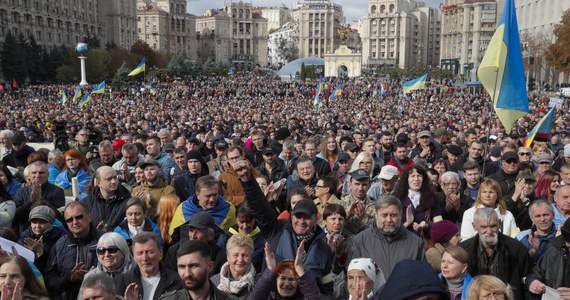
[187,0,444,23]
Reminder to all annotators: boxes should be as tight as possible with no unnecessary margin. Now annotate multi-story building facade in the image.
[261,6,291,32]
[516,0,570,85]
[137,0,197,59]
[268,22,296,67]
[439,0,499,78]
[0,0,137,49]
[292,0,343,58]
[196,1,268,70]
[361,0,441,70]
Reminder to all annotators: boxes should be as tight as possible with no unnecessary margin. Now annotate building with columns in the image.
[291,0,344,58]
[361,0,441,70]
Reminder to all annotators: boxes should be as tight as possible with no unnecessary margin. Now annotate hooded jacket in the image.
[169,194,236,236]
[380,259,449,300]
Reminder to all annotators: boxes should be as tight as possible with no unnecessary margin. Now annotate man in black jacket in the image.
[115,231,182,300]
[460,207,531,299]
[45,201,105,300]
[82,166,131,231]
[174,150,209,201]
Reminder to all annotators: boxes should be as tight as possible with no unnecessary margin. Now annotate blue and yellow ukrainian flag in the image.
[78,92,91,108]
[91,80,106,94]
[61,90,67,105]
[329,84,343,102]
[72,85,82,103]
[313,76,324,111]
[477,0,528,134]
[523,107,556,147]
[128,57,147,76]
[402,74,428,94]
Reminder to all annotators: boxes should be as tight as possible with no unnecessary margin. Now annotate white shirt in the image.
[141,271,160,300]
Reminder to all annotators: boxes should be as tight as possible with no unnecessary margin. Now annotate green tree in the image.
[112,62,135,88]
[545,9,570,72]
[27,35,46,82]
[1,32,27,84]
[300,62,306,81]
[55,65,75,83]
[86,48,111,82]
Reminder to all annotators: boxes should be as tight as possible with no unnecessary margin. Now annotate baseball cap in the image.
[140,159,161,169]
[344,142,358,152]
[418,130,431,138]
[379,165,399,180]
[351,169,370,181]
[291,199,318,216]
[538,153,553,164]
[262,147,275,155]
[187,211,217,230]
[338,153,351,162]
[215,140,228,150]
[516,171,535,181]
[28,205,56,224]
[501,151,519,161]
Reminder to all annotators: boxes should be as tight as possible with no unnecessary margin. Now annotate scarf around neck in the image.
[217,261,256,295]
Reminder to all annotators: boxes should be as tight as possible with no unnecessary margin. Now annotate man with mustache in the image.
[460,207,531,300]
[347,195,424,282]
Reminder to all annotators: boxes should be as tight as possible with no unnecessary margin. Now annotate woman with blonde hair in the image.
[466,275,513,300]
[317,134,339,170]
[439,246,473,300]
[156,193,180,247]
[460,179,518,240]
[211,234,257,299]
[342,152,375,196]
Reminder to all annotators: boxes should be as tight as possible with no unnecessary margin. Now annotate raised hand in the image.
[70,262,88,282]
[264,242,276,271]
[124,283,139,300]
[294,240,306,277]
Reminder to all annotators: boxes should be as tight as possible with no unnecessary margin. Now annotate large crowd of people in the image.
[0,73,569,299]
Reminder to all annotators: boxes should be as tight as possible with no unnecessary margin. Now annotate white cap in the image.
[378,165,399,180]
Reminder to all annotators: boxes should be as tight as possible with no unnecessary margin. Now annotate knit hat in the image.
[348,258,386,292]
[429,220,459,244]
[379,259,449,300]
[275,127,291,140]
[186,150,206,166]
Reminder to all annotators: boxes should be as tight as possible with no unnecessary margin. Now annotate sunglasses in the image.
[504,159,518,164]
[518,152,531,156]
[64,214,84,224]
[96,246,120,255]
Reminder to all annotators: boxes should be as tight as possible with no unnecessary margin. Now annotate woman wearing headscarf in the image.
[341,258,386,300]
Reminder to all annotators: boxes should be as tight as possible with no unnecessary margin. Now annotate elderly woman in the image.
[321,204,353,274]
[0,255,49,300]
[114,197,163,247]
[466,275,514,300]
[460,179,518,240]
[439,246,473,300]
[211,234,257,299]
[342,258,386,300]
[55,149,93,199]
[393,164,442,235]
[426,220,461,273]
[84,232,135,279]
[250,240,320,300]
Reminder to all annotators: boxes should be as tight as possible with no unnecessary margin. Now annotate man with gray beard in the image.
[460,207,531,299]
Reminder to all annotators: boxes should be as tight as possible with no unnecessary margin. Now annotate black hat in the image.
[501,151,519,161]
[446,144,463,156]
[188,137,200,144]
[351,169,370,181]
[187,211,217,230]
[215,140,228,150]
[562,220,570,242]
[291,199,317,216]
[12,132,26,144]
[516,171,535,181]
[338,153,351,162]
[509,132,520,139]
[262,147,275,155]
[140,159,161,169]
[344,142,358,152]
[186,150,207,166]
[275,127,291,140]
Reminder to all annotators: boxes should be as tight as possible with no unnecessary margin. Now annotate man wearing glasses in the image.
[45,201,105,300]
[487,151,520,199]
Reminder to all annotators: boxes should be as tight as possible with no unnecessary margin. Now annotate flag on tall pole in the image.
[72,85,82,103]
[477,0,529,134]
[402,74,428,94]
[313,76,324,111]
[128,57,147,76]
[61,90,68,105]
[79,92,91,108]
[329,84,343,102]
[523,107,556,147]
[91,80,106,94]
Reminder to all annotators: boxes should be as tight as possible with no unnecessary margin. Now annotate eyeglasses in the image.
[518,152,531,156]
[96,246,120,255]
[504,159,518,164]
[65,214,84,224]
[227,156,242,162]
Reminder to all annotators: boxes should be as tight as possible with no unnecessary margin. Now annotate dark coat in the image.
[460,233,532,300]
[526,236,570,291]
[18,225,66,274]
[13,182,65,230]
[165,234,226,277]
[115,263,182,300]
[249,268,321,300]
[82,184,131,231]
[158,281,234,300]
[173,168,209,201]
[487,169,518,199]
[245,146,264,168]
[257,160,288,183]
[44,224,105,300]
[241,178,334,294]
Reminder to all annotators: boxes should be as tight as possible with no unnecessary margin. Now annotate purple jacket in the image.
[249,268,321,300]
